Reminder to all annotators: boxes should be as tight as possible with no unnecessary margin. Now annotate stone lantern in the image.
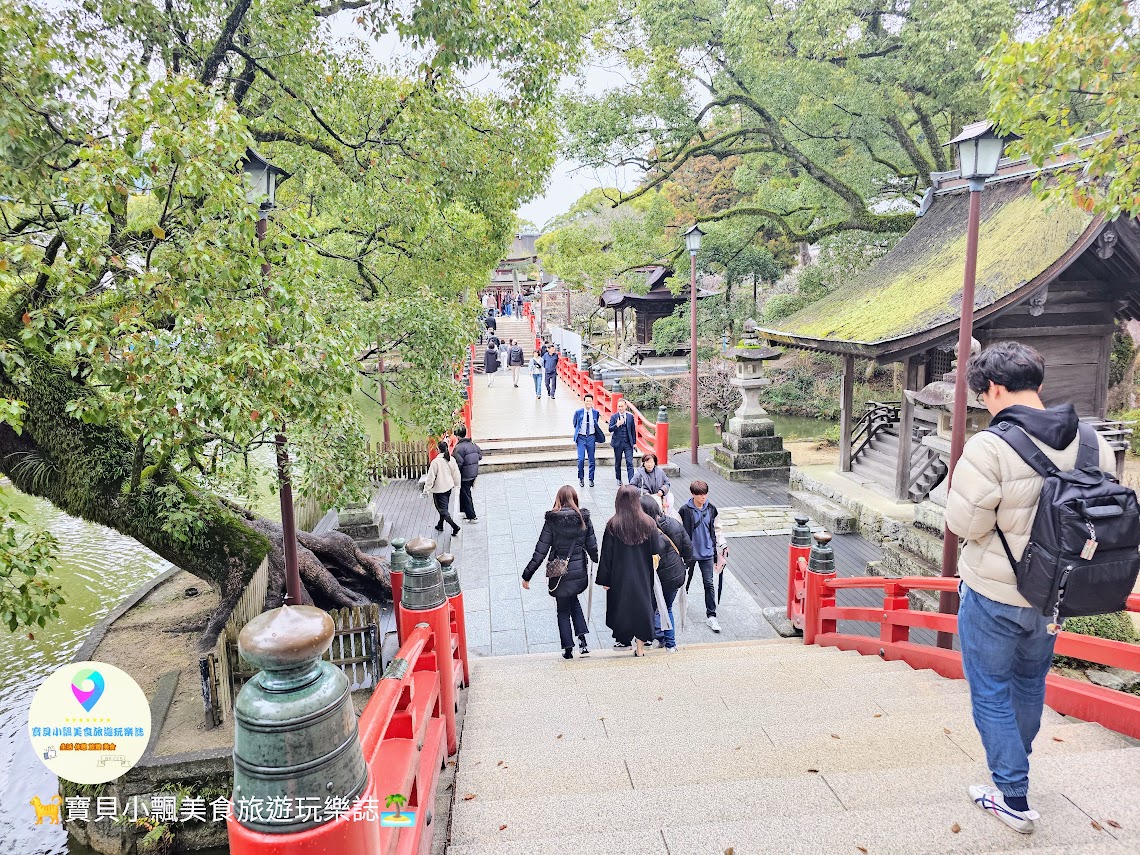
[905,338,987,509]
[709,320,792,482]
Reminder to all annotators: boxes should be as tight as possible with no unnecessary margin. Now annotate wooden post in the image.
[839,354,855,473]
[894,356,919,500]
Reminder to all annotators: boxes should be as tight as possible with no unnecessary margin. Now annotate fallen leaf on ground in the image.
[657,696,663,701]
[807,768,819,773]
[497,760,504,766]
[725,848,734,855]
[950,823,960,834]
[446,759,456,766]
[943,727,952,734]
[462,793,476,801]
[1052,736,1064,742]
[856,847,868,854]
[1091,820,1103,831]
[556,734,563,739]
[499,825,507,831]
[1107,820,1122,829]
[872,713,882,718]
[830,733,841,739]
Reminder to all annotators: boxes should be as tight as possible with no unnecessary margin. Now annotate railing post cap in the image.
[794,514,810,526]
[406,536,437,558]
[438,552,455,566]
[813,530,833,545]
[238,605,334,672]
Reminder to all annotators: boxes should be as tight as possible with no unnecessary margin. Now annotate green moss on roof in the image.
[764,180,1095,348]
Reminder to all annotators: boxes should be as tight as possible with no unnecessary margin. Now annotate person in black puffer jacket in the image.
[522,485,600,659]
[452,425,482,522]
[641,494,692,650]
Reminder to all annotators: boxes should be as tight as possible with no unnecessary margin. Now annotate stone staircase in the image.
[477,435,631,474]
[446,640,1139,855]
[475,318,535,373]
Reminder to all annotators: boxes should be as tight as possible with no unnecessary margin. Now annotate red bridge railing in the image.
[546,346,670,462]
[789,535,1140,739]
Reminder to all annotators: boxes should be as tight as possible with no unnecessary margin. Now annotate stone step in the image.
[787,490,857,534]
[850,455,894,485]
[478,448,625,473]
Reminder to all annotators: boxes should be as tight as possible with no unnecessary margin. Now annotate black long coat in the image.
[595,527,666,643]
[522,508,599,598]
[483,347,500,374]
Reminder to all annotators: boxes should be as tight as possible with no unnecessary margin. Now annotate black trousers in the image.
[459,478,476,519]
[555,596,588,649]
[614,444,635,481]
[433,489,459,532]
[544,371,557,396]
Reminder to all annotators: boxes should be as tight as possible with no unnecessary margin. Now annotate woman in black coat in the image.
[522,485,599,659]
[596,485,666,657]
[640,494,692,651]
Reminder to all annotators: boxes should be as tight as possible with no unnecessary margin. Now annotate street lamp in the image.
[242,149,302,610]
[684,223,704,465]
[935,121,1015,645]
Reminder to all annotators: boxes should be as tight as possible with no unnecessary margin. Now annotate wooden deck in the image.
[727,532,944,646]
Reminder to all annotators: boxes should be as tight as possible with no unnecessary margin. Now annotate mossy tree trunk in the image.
[0,344,390,651]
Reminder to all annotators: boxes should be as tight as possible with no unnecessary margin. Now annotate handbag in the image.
[545,531,583,592]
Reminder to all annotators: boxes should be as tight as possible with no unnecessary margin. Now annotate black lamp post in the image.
[684,224,704,466]
[242,149,302,609]
[936,121,1015,645]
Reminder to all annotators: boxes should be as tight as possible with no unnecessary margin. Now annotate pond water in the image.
[0,486,172,854]
[662,409,836,448]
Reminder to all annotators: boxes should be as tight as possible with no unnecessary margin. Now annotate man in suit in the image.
[572,393,601,488]
[608,398,638,486]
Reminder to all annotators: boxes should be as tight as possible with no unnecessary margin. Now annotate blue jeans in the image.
[545,372,557,396]
[654,586,679,648]
[575,436,596,481]
[614,444,634,482]
[958,583,1056,800]
[532,373,542,396]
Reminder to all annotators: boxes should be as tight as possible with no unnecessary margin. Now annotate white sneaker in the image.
[706,615,721,633]
[969,785,1038,834]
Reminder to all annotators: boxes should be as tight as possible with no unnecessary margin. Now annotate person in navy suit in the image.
[608,398,638,485]
[572,393,601,488]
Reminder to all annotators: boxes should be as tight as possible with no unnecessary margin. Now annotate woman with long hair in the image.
[422,440,462,536]
[596,485,666,656]
[640,494,692,651]
[522,486,599,659]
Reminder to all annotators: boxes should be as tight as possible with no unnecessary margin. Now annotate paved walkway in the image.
[470,356,580,441]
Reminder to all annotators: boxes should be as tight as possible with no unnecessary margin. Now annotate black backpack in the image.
[985,421,1140,627]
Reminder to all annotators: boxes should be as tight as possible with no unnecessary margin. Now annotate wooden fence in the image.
[197,558,384,726]
[293,494,326,533]
[367,439,430,481]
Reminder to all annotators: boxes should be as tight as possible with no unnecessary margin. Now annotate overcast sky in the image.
[322,14,638,231]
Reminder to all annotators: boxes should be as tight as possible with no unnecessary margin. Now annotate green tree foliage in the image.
[563,0,1052,245]
[985,0,1140,220]
[0,0,581,636]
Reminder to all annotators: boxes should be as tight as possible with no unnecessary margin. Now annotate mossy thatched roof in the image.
[759,178,1099,358]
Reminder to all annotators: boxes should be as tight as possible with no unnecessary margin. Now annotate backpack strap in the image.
[984,421,1059,477]
[1074,422,1101,471]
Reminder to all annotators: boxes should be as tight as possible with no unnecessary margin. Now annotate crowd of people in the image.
[522,479,727,659]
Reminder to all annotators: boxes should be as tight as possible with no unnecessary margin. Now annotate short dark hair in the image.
[642,452,656,465]
[966,342,1045,395]
[455,425,467,438]
[584,393,593,400]
[689,480,709,496]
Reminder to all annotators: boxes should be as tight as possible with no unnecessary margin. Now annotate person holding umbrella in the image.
[679,480,726,633]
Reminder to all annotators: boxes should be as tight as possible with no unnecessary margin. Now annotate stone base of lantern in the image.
[708,416,791,482]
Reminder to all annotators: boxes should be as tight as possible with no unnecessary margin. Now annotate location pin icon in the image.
[71,668,105,713]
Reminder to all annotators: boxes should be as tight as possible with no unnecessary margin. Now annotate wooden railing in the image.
[791,551,1140,739]
[850,400,901,460]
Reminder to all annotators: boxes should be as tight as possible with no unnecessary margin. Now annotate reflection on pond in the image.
[663,409,836,448]
[0,483,171,854]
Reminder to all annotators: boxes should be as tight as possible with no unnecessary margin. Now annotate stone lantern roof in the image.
[731,319,782,362]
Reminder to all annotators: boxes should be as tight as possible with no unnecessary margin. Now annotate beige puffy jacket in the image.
[422,454,462,496]
[945,410,1115,608]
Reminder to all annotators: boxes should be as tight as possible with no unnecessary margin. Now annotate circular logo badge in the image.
[28,661,151,785]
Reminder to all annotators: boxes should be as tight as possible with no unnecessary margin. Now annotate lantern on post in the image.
[683,224,704,465]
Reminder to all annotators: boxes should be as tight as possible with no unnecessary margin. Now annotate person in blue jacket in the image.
[608,398,638,486]
[572,393,602,488]
[542,347,560,397]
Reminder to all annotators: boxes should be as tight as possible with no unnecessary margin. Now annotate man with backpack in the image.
[946,342,1134,835]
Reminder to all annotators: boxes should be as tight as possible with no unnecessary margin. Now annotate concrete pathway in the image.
[454,464,776,657]
[449,641,1140,854]
[470,352,580,441]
